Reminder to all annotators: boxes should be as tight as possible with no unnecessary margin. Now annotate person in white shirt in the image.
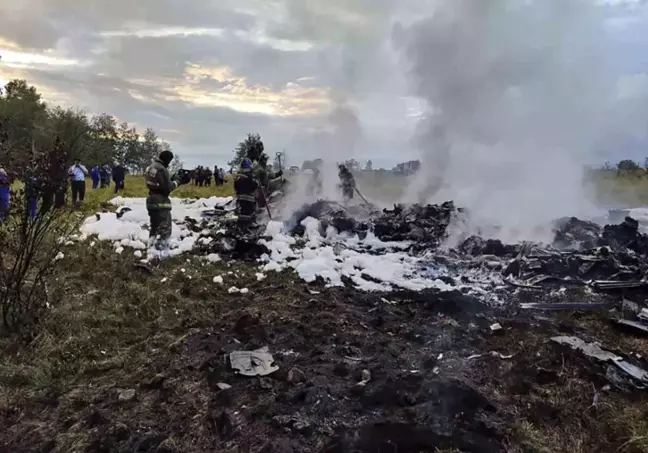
[68,159,88,208]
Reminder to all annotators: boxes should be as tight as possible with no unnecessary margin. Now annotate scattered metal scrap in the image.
[551,336,648,389]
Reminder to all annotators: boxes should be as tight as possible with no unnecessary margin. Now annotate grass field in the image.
[1,171,648,452]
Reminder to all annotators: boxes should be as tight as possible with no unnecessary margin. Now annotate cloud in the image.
[0,0,648,169]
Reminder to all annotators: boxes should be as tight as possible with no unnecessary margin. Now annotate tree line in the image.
[0,79,172,178]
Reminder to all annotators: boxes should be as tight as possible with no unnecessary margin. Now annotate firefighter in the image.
[338,164,355,201]
[234,158,259,228]
[144,150,182,259]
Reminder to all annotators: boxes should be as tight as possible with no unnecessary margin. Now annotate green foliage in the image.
[229,133,266,169]
[617,159,640,172]
[0,79,174,175]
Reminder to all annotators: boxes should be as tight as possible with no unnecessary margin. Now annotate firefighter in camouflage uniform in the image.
[338,164,355,202]
[145,150,183,259]
[234,158,259,228]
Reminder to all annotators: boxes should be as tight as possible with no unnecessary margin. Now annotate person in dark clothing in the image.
[91,166,100,189]
[145,150,183,259]
[204,168,212,186]
[213,165,221,186]
[338,164,355,202]
[0,166,10,222]
[113,164,126,194]
[234,158,259,228]
[100,165,111,188]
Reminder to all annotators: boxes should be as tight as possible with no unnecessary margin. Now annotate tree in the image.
[88,113,118,166]
[138,128,161,172]
[0,79,48,173]
[229,133,266,168]
[365,160,373,171]
[0,78,172,176]
[169,154,184,174]
[117,122,140,171]
[617,159,640,172]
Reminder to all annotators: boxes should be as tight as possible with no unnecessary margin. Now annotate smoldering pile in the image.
[187,198,648,293]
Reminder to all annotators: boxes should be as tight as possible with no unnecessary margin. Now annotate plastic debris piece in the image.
[230,347,279,377]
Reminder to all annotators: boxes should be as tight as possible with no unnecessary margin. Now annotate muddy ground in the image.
[1,245,648,453]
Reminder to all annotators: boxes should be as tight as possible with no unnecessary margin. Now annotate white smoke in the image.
[396,0,617,242]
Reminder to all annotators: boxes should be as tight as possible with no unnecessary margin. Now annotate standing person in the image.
[338,164,355,202]
[234,158,259,229]
[112,163,126,194]
[214,165,223,186]
[99,165,107,188]
[145,150,182,259]
[0,165,10,222]
[204,167,212,187]
[24,175,39,219]
[90,165,100,189]
[68,158,88,209]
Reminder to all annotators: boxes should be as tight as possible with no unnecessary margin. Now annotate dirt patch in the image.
[1,247,647,453]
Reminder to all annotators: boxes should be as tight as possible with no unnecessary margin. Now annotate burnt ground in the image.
[1,244,648,453]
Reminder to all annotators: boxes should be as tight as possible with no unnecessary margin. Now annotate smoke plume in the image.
[397,0,617,242]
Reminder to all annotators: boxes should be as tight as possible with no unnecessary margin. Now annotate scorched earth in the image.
[3,196,648,453]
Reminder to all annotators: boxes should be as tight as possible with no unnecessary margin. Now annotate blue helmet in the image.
[241,158,252,170]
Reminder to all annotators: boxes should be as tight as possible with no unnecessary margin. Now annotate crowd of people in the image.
[187,166,226,186]
[0,159,130,221]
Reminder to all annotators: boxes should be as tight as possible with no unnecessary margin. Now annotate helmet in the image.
[159,150,174,166]
[241,158,252,170]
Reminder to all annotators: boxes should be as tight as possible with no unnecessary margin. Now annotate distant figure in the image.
[24,175,39,219]
[100,164,111,188]
[204,167,212,186]
[68,158,88,209]
[338,164,355,201]
[90,165,100,189]
[234,158,259,228]
[213,165,221,186]
[113,163,126,194]
[0,165,10,222]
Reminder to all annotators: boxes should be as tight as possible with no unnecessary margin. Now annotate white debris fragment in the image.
[54,252,65,261]
[115,247,124,255]
[161,277,168,283]
[228,286,240,294]
[75,196,505,294]
[490,323,503,331]
[230,347,279,376]
[205,253,221,263]
[134,250,143,258]
[240,288,249,294]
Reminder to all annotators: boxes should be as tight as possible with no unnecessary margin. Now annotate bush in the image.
[0,144,79,338]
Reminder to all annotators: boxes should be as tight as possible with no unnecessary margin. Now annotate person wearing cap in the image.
[144,150,183,259]
[234,158,259,228]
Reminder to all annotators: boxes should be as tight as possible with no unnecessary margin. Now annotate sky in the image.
[1,0,648,168]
